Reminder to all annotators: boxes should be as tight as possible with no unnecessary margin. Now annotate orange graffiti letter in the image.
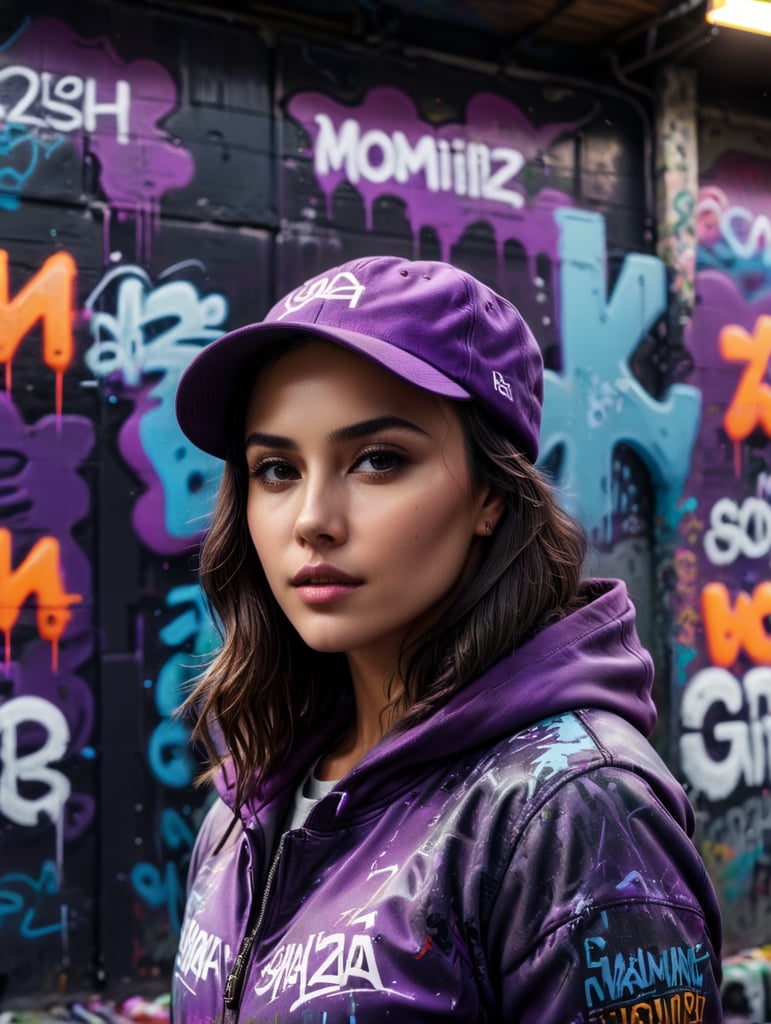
[702,581,771,666]
[0,248,77,416]
[721,317,771,442]
[629,1001,654,1024]
[0,527,82,672]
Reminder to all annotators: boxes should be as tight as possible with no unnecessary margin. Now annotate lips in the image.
[292,564,363,587]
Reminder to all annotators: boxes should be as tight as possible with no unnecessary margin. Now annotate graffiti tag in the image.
[0,248,76,415]
[701,582,771,667]
[0,64,129,143]
[0,695,70,827]
[681,666,771,799]
[721,317,771,445]
[703,496,771,566]
[0,527,82,672]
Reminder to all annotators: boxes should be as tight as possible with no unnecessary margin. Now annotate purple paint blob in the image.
[0,400,94,599]
[2,17,194,218]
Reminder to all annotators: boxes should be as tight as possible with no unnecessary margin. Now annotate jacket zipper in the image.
[223,833,286,1016]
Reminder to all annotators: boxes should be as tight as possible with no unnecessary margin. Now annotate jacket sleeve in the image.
[485,765,724,1023]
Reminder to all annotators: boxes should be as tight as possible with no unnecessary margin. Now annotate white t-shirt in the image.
[283,759,339,833]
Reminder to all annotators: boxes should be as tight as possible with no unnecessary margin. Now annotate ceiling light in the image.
[706,0,771,36]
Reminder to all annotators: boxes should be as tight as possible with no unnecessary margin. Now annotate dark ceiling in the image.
[144,0,770,111]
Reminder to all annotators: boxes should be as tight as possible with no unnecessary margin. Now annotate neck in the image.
[316,658,403,781]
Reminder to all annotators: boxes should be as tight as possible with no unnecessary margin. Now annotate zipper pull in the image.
[224,936,253,1009]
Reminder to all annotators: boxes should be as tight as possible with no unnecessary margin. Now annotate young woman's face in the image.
[243,341,497,676]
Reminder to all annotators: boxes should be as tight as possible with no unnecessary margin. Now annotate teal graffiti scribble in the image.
[0,860,62,938]
[84,264,227,543]
[130,809,195,935]
[148,584,219,789]
[0,124,63,211]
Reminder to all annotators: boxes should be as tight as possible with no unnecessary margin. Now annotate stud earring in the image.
[484,521,493,535]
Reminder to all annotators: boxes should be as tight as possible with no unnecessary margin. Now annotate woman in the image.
[172,255,723,1022]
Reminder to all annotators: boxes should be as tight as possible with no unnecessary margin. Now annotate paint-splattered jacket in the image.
[172,579,723,1023]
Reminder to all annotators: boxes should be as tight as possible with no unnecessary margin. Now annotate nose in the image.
[293,477,347,548]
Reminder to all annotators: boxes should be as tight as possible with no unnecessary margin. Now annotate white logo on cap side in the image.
[492,370,513,401]
[278,271,366,321]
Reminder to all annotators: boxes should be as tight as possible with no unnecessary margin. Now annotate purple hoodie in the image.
[172,579,723,1022]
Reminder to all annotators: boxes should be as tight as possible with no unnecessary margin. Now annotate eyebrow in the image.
[244,416,430,451]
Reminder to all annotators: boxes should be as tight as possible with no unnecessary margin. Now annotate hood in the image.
[218,577,655,820]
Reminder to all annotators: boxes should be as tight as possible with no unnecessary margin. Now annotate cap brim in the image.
[175,319,471,459]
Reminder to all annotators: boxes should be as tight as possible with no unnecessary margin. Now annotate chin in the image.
[297,632,351,654]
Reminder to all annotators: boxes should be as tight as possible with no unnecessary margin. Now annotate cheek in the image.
[246,501,279,562]
[245,504,260,549]
[394,496,475,562]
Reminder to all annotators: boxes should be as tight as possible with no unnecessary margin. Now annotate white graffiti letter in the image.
[482,146,525,209]
[314,114,360,182]
[357,128,395,184]
[392,132,439,192]
[680,667,747,800]
[704,496,771,566]
[0,696,71,826]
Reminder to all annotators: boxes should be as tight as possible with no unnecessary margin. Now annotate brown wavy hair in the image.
[184,393,587,810]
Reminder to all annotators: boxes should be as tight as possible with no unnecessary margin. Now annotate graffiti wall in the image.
[675,109,771,952]
[1,0,756,1006]
[0,0,272,1003]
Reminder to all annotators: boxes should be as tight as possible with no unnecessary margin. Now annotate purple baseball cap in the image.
[175,255,544,461]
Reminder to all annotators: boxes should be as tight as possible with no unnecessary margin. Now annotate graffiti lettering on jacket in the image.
[176,917,232,989]
[592,990,706,1022]
[254,931,403,1012]
[584,934,710,1009]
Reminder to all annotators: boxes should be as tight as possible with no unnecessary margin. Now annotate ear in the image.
[472,486,506,537]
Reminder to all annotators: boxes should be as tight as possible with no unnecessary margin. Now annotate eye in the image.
[250,458,299,485]
[353,447,408,475]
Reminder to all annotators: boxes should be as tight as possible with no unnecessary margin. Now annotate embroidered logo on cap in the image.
[492,370,513,401]
[277,271,366,321]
